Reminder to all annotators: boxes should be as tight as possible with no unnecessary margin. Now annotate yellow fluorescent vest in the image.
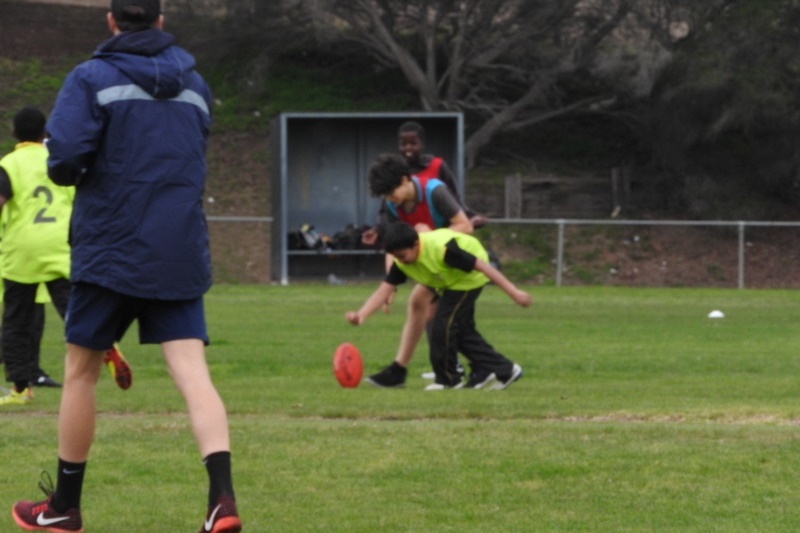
[0,142,73,283]
[393,228,489,291]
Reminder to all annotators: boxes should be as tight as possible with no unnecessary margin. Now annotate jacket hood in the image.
[94,29,195,99]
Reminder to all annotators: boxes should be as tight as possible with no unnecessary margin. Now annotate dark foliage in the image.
[649,0,800,217]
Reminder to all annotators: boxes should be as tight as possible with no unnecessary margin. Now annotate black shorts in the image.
[65,282,209,350]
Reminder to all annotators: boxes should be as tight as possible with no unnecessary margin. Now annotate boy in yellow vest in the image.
[0,107,75,405]
[346,222,532,390]
[0,108,132,407]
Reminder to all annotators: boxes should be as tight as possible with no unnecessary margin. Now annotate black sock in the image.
[203,451,234,507]
[51,459,86,512]
[14,381,28,393]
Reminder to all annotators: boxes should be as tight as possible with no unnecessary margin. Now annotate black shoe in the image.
[365,362,407,388]
[32,374,62,388]
[462,371,497,389]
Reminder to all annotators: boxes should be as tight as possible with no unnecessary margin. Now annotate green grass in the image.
[2,284,800,531]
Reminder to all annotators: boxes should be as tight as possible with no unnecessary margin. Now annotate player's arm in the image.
[473,258,532,307]
[46,68,104,186]
[444,238,531,307]
[346,264,407,324]
[345,281,400,325]
[447,211,473,234]
[431,186,473,234]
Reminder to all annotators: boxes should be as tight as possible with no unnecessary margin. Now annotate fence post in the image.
[738,221,745,289]
[556,219,565,287]
[505,175,522,219]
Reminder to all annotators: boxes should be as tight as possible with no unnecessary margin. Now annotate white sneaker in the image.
[426,382,466,391]
[423,363,465,381]
[463,372,497,390]
[491,364,523,390]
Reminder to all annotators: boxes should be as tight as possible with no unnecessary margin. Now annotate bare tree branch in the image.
[299,0,705,165]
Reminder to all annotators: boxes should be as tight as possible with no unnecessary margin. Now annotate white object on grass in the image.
[708,310,725,319]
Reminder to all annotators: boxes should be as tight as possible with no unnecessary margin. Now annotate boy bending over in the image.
[346,222,531,390]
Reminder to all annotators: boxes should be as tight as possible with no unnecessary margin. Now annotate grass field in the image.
[2,284,800,532]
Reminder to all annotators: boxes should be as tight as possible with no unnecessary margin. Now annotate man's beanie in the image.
[111,0,161,23]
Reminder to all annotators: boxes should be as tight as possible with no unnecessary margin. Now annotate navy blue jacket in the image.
[46,29,212,299]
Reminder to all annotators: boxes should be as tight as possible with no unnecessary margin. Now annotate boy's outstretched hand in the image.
[345,282,397,326]
[345,311,363,325]
[513,289,533,307]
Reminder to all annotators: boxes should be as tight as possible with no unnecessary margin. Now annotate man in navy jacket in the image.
[11,2,242,532]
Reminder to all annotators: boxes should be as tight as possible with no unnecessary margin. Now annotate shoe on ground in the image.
[424,383,451,391]
[0,387,33,406]
[424,379,463,391]
[462,371,497,390]
[365,362,407,388]
[491,363,523,390]
[198,495,241,533]
[103,344,132,390]
[423,362,464,380]
[32,374,62,388]
[12,496,83,533]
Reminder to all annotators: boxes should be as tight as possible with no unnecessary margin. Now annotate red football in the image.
[332,342,363,388]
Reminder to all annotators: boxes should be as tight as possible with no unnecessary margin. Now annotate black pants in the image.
[428,287,514,386]
[2,278,70,383]
[0,303,44,369]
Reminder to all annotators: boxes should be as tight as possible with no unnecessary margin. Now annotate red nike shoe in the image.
[104,343,132,390]
[11,496,83,533]
[198,495,241,533]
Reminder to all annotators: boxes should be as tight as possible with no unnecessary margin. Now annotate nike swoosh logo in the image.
[62,469,81,475]
[37,513,69,526]
[204,504,222,531]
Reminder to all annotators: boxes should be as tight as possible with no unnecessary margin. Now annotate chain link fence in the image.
[207,217,800,288]
[478,219,800,289]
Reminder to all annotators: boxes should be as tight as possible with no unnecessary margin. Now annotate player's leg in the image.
[148,292,240,533]
[162,339,240,533]
[55,344,103,517]
[162,338,231,456]
[365,283,432,388]
[11,343,103,532]
[395,283,432,366]
[455,288,522,390]
[1,280,39,404]
[424,290,467,389]
[13,282,133,532]
[58,344,105,461]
